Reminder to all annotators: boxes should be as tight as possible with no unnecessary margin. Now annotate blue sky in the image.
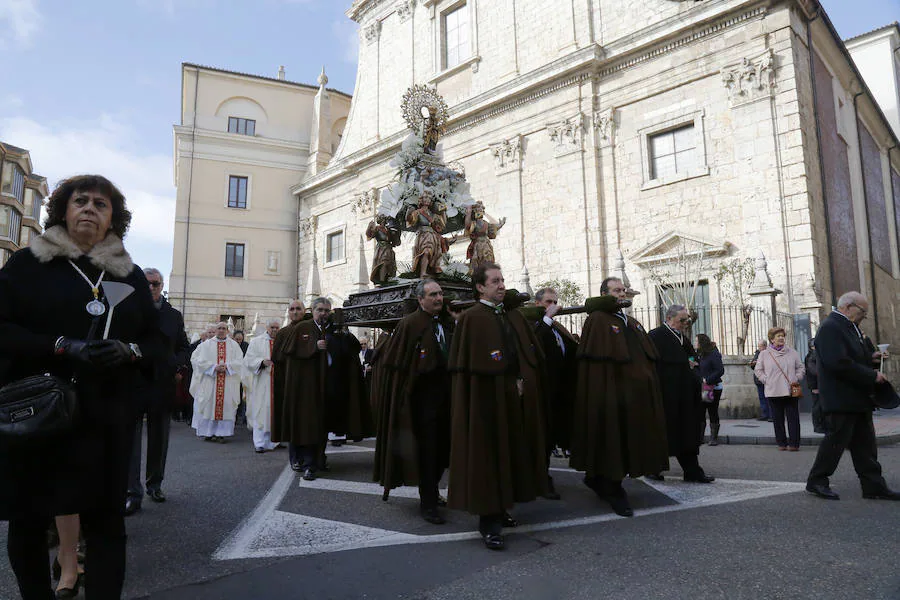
[0,0,897,289]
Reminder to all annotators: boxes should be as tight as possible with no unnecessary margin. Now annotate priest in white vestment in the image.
[243,319,281,452]
[190,322,246,440]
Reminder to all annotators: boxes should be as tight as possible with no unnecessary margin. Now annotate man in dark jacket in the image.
[125,268,191,514]
[806,291,898,500]
[533,286,578,499]
[648,305,714,483]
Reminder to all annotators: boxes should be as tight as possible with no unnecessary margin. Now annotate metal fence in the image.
[556,304,799,357]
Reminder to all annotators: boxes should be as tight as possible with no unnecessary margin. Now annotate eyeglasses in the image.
[850,303,868,315]
[148,281,163,288]
[677,317,691,323]
[289,307,303,311]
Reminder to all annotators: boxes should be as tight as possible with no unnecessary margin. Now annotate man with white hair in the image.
[243,319,281,453]
[190,322,246,441]
[806,291,898,500]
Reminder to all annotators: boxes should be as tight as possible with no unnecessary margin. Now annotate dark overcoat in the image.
[648,326,703,456]
[569,303,669,480]
[0,228,160,520]
[372,309,451,493]
[814,312,878,413]
[143,299,190,411]
[447,302,549,516]
[534,317,578,451]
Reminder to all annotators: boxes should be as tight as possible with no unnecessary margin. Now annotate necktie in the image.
[494,303,505,315]
[433,319,448,358]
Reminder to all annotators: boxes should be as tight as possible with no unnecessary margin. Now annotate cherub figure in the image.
[407,191,448,278]
[366,214,401,284]
[464,201,506,274]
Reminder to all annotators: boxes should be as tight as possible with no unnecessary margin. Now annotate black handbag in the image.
[0,374,79,441]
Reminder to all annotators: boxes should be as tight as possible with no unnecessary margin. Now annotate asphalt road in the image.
[3,422,900,600]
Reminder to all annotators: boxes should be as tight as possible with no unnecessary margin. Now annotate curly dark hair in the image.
[43,174,132,239]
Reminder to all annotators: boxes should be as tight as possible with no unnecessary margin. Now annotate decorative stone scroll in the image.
[300,215,318,237]
[364,21,382,45]
[351,189,377,215]
[721,49,776,108]
[489,136,522,175]
[547,114,584,158]
[396,0,414,22]
[593,107,615,147]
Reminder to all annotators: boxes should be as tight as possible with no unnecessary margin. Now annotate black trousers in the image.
[702,389,722,425]
[413,411,447,511]
[7,510,126,600]
[127,403,171,500]
[291,441,326,472]
[675,451,705,479]
[769,396,800,448]
[807,411,888,493]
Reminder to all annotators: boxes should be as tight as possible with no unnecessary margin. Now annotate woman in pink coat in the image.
[754,327,806,451]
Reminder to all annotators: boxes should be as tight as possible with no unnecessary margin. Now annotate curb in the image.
[715,433,900,447]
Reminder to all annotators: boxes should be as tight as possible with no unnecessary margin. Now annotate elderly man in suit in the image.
[806,291,899,500]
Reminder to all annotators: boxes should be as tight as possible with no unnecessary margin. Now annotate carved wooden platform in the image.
[341,279,474,329]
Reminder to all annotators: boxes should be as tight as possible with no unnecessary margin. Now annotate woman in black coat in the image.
[0,175,160,599]
[696,334,725,446]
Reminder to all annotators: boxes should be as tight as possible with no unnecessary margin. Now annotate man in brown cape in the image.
[448,263,548,550]
[373,279,452,525]
[569,277,669,517]
[271,297,372,480]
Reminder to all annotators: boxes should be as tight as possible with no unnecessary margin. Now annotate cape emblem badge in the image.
[490,350,503,361]
[419,348,427,359]
[302,334,310,340]
[610,325,621,334]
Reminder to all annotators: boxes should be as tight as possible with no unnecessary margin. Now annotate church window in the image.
[228,176,248,209]
[326,230,345,264]
[0,206,22,245]
[225,242,245,278]
[649,125,697,180]
[228,117,256,136]
[442,3,470,70]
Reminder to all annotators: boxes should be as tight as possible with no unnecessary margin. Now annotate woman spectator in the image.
[696,334,725,446]
[749,340,771,421]
[754,327,805,451]
[0,175,159,599]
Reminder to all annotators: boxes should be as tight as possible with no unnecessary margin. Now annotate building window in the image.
[225,242,245,278]
[442,3,470,70]
[228,176,248,209]
[649,125,697,180]
[0,206,21,245]
[227,117,256,136]
[326,230,344,263]
[31,192,42,220]
[11,166,25,204]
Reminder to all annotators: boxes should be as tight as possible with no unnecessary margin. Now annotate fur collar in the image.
[30,225,134,278]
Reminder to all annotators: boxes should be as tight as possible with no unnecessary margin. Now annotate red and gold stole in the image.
[214,341,226,420]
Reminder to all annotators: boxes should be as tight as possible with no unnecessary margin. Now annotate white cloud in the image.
[0,115,175,277]
[0,0,41,45]
[332,18,359,64]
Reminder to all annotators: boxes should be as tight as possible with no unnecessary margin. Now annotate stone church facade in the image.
[292,0,900,352]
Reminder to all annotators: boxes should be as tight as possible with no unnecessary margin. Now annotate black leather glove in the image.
[89,340,134,369]
[54,337,94,365]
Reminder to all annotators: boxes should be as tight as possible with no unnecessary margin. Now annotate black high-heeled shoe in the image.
[55,573,82,599]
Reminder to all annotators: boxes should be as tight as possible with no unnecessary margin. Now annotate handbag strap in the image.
[767,349,794,385]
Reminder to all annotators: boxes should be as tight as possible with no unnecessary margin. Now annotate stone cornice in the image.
[174,126,310,153]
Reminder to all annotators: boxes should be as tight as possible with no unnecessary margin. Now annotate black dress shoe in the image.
[684,473,716,483]
[302,468,316,481]
[607,495,634,517]
[255,447,266,454]
[124,498,142,516]
[863,489,900,500]
[55,574,82,600]
[501,512,518,528]
[421,508,446,525]
[481,532,505,550]
[645,473,665,482]
[806,483,840,500]
[147,489,166,503]
[290,462,302,472]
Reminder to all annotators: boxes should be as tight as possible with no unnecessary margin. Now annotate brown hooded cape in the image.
[447,301,549,516]
[372,309,451,494]
[569,300,669,480]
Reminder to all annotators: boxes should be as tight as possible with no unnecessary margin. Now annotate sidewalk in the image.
[713,411,900,446]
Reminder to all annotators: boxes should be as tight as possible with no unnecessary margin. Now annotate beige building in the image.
[0,142,47,267]
[169,64,352,334]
